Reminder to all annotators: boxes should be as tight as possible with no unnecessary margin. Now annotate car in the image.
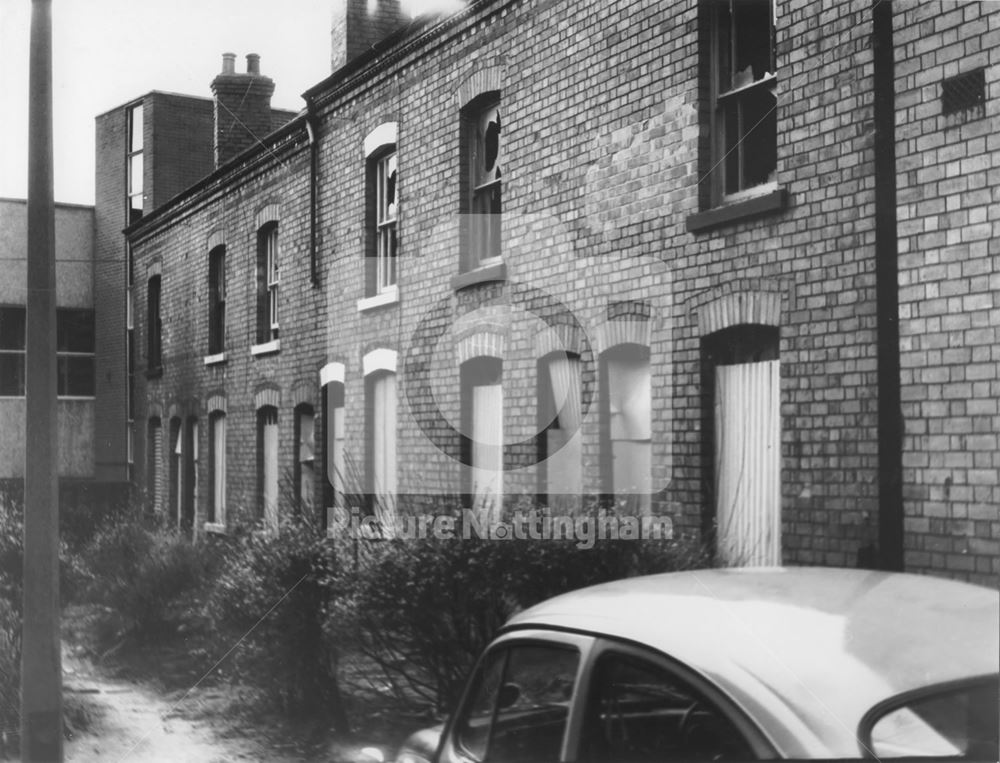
[392,567,999,762]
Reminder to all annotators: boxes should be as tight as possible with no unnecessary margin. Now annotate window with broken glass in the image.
[374,151,398,293]
[467,97,501,268]
[256,223,279,344]
[708,0,777,203]
[208,245,226,355]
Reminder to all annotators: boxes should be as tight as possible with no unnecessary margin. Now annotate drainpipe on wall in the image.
[871,0,905,571]
[306,111,319,287]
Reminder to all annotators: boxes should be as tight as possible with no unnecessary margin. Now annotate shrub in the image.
[81,513,208,644]
[328,504,708,714]
[208,514,348,729]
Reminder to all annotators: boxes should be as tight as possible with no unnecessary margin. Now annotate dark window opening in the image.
[147,276,162,372]
[0,307,26,396]
[56,308,95,397]
[208,245,226,354]
[704,0,777,204]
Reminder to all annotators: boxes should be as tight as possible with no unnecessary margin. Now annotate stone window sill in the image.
[450,261,507,291]
[203,352,227,366]
[357,285,399,312]
[251,339,281,357]
[686,188,788,233]
[203,522,226,535]
[145,365,163,379]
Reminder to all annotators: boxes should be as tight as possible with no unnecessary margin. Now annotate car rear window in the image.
[864,676,999,758]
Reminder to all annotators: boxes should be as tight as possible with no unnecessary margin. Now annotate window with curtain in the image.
[367,372,397,502]
[602,345,652,512]
[182,416,198,531]
[539,352,582,508]
[462,357,503,512]
[170,417,182,524]
[296,405,316,513]
[369,150,398,295]
[208,412,226,526]
[325,382,346,522]
[257,406,279,528]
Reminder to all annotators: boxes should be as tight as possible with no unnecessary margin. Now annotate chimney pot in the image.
[246,53,260,75]
[221,52,236,74]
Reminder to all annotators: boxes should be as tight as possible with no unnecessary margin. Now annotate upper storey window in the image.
[371,150,398,295]
[256,223,279,344]
[127,103,144,224]
[464,95,502,269]
[708,0,776,202]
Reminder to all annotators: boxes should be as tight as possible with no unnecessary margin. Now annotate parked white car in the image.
[394,567,999,761]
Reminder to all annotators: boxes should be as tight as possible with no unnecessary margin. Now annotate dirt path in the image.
[62,654,302,763]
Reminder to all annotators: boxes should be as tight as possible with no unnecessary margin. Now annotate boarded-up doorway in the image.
[703,325,780,566]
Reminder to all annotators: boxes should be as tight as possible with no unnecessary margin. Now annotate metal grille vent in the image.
[941,69,986,115]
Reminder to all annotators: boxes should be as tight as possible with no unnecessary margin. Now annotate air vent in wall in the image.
[941,68,986,115]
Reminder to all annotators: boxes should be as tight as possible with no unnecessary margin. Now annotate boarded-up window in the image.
[325,383,346,521]
[296,405,316,512]
[258,406,279,529]
[463,357,503,512]
[602,345,651,512]
[714,360,780,565]
[539,353,582,508]
[368,373,397,501]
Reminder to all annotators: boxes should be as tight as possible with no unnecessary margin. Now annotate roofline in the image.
[94,90,213,119]
[303,0,515,107]
[125,110,309,240]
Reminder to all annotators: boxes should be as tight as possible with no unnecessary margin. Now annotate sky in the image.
[0,0,457,206]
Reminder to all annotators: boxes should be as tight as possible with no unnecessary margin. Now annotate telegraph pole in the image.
[23,0,63,759]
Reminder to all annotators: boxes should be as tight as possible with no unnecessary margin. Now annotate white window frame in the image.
[375,151,398,294]
[265,226,279,336]
[469,98,501,268]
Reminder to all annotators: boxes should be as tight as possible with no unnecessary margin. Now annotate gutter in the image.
[871,0,904,571]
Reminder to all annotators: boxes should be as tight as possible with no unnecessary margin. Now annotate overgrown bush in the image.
[328,504,708,714]
[208,514,348,728]
[81,513,209,645]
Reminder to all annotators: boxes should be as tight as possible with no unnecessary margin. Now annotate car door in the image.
[436,630,595,763]
[567,639,775,761]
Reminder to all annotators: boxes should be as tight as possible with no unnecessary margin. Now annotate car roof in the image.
[504,567,1000,757]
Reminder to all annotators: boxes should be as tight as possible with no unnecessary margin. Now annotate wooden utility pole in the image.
[23,0,63,760]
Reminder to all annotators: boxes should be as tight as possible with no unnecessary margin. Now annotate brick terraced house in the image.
[117,0,999,585]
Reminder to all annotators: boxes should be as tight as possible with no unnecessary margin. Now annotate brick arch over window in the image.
[362,348,397,377]
[455,330,505,365]
[319,361,346,387]
[254,386,281,410]
[363,122,398,158]
[206,229,226,251]
[594,319,650,357]
[697,291,783,336]
[146,259,162,278]
[533,323,587,359]
[455,65,505,109]
[255,203,281,229]
[206,394,227,415]
[166,399,199,421]
[290,380,316,409]
[147,402,164,420]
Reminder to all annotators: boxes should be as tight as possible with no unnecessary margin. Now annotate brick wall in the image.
[126,0,994,583]
[894,0,1000,586]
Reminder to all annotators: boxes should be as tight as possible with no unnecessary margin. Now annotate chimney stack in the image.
[330,0,406,72]
[211,52,276,168]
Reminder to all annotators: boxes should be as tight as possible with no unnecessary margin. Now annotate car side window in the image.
[455,642,579,763]
[579,651,755,762]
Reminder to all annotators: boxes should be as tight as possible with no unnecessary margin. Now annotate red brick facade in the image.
[125,0,998,586]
